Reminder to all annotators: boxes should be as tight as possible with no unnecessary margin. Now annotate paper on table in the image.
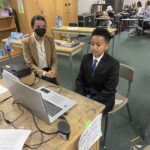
[0,129,31,150]
[78,114,102,150]
[0,85,8,95]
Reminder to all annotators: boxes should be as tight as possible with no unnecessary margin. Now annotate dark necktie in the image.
[92,59,98,75]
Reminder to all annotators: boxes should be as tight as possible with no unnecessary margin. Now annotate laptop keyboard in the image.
[43,100,62,117]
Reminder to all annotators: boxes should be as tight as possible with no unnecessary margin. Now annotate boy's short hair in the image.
[91,27,112,43]
[31,15,46,28]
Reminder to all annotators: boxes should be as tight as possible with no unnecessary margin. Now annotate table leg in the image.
[81,46,83,58]
[118,21,121,41]
[69,54,74,88]
[87,43,90,54]
[112,34,115,57]
[119,21,122,41]
[127,20,130,37]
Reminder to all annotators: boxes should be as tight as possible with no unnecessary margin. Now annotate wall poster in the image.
[17,0,24,13]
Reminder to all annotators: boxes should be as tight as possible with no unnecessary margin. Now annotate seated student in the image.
[130,2,137,15]
[75,28,119,113]
[136,1,143,16]
[123,4,130,13]
[22,15,58,85]
[106,5,114,27]
[143,0,150,29]
[122,4,132,18]
[123,4,129,11]
[138,0,150,30]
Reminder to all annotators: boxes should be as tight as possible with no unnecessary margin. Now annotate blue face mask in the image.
[35,28,46,37]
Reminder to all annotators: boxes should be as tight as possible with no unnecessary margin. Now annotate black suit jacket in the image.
[75,53,119,113]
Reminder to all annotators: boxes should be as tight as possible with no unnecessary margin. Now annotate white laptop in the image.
[3,74,76,124]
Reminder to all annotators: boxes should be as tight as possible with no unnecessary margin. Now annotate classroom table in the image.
[51,26,117,56]
[51,26,116,36]
[119,18,139,38]
[55,40,84,71]
[0,77,105,150]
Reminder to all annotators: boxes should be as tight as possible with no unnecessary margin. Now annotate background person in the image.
[136,1,143,16]
[138,0,150,30]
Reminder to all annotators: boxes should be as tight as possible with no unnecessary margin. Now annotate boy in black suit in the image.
[75,28,119,113]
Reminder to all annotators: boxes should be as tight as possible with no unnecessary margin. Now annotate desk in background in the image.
[51,26,116,36]
[51,26,117,56]
[119,18,139,38]
[95,16,110,27]
[0,78,105,150]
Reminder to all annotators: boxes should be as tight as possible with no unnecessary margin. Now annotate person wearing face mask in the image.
[22,15,58,84]
[75,28,119,113]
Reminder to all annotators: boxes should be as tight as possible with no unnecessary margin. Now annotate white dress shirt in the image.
[92,53,104,68]
[32,33,48,69]
[137,7,144,16]
[143,6,150,21]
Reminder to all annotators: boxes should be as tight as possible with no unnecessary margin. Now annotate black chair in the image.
[114,14,123,32]
[142,20,150,35]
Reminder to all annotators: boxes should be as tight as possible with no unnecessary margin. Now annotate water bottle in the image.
[2,49,5,56]
[56,16,62,28]
[5,40,12,52]
[0,49,3,58]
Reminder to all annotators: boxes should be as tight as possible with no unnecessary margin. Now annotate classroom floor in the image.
[0,31,150,150]
[58,32,150,150]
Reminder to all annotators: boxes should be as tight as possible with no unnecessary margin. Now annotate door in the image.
[67,0,78,24]
[38,0,56,35]
[55,0,77,26]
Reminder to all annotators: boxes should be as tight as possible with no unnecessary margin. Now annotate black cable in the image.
[32,114,59,135]
[0,110,12,124]
[24,132,44,149]
[16,103,59,135]
[0,103,58,149]
[13,103,59,149]
[59,115,67,121]
[0,104,24,128]
[12,104,24,123]
[15,104,45,149]
[24,134,57,149]
[0,96,12,105]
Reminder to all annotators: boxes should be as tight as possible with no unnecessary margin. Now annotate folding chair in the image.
[102,63,134,148]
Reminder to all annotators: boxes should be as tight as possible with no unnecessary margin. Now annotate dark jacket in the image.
[75,52,119,113]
